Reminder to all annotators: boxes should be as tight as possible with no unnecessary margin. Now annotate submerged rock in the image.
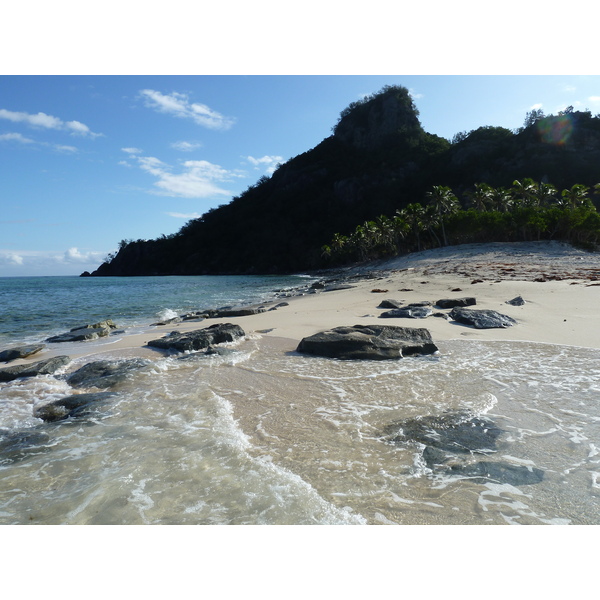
[33,392,117,422]
[296,324,438,360]
[449,307,517,329]
[0,429,51,464]
[66,358,153,389]
[0,344,45,363]
[388,411,503,454]
[448,461,544,486]
[0,355,71,382]
[147,323,245,353]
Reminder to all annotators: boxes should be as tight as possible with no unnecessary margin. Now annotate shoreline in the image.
[4,240,600,370]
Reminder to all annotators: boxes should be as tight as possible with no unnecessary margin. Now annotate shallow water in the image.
[1,335,598,525]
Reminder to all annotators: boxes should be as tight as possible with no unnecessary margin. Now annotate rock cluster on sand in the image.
[296,324,438,360]
[449,307,517,329]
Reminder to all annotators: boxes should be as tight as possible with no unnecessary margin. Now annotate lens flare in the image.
[537,114,573,145]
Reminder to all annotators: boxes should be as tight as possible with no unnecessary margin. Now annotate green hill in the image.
[86,86,600,276]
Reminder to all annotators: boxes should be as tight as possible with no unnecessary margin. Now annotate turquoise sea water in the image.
[0,274,312,345]
[1,274,599,525]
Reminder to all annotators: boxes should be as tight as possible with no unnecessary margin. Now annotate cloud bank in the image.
[0,108,102,137]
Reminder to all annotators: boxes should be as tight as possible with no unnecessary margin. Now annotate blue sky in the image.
[2,75,600,276]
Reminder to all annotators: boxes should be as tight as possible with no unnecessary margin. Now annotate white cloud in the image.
[133,154,242,198]
[0,247,108,276]
[0,108,102,137]
[54,144,78,153]
[171,140,202,152]
[139,89,235,130]
[409,88,424,99]
[588,96,600,104]
[530,103,544,110]
[0,132,35,144]
[0,252,24,265]
[167,212,202,219]
[122,147,142,154]
[245,155,283,174]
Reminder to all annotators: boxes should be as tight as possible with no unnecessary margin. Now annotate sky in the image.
[3,74,600,276]
[2,3,599,277]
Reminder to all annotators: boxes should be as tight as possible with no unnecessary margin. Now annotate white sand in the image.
[8,241,600,367]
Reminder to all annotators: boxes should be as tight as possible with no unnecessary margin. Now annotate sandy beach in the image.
[58,240,598,362]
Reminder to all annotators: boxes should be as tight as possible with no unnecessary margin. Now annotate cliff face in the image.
[87,87,600,277]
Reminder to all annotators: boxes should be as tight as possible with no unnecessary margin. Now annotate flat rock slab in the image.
[47,320,117,343]
[66,358,153,389]
[0,355,71,382]
[34,392,117,422]
[147,323,245,353]
[296,324,438,360]
[436,297,476,309]
[449,307,517,329]
[0,344,45,363]
[448,461,544,486]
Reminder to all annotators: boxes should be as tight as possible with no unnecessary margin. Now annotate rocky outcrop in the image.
[0,429,51,464]
[47,320,117,343]
[0,344,45,363]
[449,307,517,329]
[66,358,153,389]
[0,356,71,382]
[33,392,117,422]
[147,323,245,353]
[296,324,438,360]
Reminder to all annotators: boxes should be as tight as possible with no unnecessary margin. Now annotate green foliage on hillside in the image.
[89,85,600,277]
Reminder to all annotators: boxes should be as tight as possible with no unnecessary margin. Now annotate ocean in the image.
[1,275,599,525]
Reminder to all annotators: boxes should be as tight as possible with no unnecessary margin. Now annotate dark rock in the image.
[211,306,267,318]
[377,299,404,309]
[0,344,45,363]
[0,429,51,464]
[388,411,503,454]
[310,281,326,289]
[66,358,153,389]
[33,392,117,422]
[296,324,438,360]
[0,356,71,382]
[449,307,517,329]
[47,320,118,343]
[147,323,245,353]
[436,297,476,309]
[506,295,526,306]
[269,302,289,310]
[380,306,433,319]
[449,461,544,486]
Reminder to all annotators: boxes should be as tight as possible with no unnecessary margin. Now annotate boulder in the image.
[296,324,438,360]
[147,323,245,353]
[33,392,117,422]
[0,355,71,382]
[66,358,153,389]
[377,299,404,309]
[506,295,526,306]
[380,305,433,319]
[436,297,476,309]
[449,307,517,329]
[0,344,45,363]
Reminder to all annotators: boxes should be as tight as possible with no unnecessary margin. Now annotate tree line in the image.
[321,179,600,265]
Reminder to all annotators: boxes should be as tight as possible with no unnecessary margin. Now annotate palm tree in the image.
[511,178,538,207]
[559,184,591,208]
[399,203,427,252]
[468,183,494,212]
[426,185,460,246]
